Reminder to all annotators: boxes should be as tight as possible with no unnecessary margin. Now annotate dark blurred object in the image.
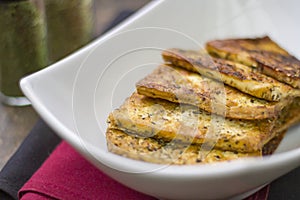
[268,168,300,200]
[45,0,95,63]
[0,0,48,106]
[0,119,61,200]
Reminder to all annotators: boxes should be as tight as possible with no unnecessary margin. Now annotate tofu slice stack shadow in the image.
[105,36,300,165]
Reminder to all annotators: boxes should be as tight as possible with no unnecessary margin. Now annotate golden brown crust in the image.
[162,48,300,101]
[206,36,300,88]
[108,93,276,153]
[136,65,288,120]
[106,129,262,165]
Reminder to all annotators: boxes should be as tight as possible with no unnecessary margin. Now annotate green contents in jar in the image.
[45,0,94,63]
[0,0,48,97]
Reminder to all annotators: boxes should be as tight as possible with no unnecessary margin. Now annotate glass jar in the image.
[0,0,48,106]
[45,0,95,63]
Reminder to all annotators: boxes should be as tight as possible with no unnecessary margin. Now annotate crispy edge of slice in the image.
[136,64,287,120]
[108,93,275,153]
[273,97,300,133]
[206,36,289,68]
[106,128,262,165]
[206,36,300,88]
[262,130,286,155]
[249,51,300,89]
[162,48,299,101]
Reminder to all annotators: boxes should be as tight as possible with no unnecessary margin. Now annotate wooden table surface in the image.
[0,0,150,171]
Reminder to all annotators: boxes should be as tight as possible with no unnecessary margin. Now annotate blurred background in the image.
[0,0,150,170]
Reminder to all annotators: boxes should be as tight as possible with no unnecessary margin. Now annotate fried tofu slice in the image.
[162,48,300,101]
[136,64,289,120]
[106,129,262,165]
[108,93,276,153]
[106,129,286,164]
[206,36,300,88]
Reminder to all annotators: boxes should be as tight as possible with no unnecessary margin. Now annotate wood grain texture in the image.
[0,0,150,171]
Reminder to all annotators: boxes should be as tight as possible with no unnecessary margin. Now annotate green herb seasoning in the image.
[0,0,48,97]
[45,0,94,63]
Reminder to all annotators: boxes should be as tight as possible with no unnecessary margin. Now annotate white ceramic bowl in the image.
[21,0,300,199]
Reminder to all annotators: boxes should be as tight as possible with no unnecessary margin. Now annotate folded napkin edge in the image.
[18,179,92,200]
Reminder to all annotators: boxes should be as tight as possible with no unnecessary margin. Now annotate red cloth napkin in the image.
[18,141,269,200]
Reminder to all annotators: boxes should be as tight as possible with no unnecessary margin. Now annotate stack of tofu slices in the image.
[107,36,300,165]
